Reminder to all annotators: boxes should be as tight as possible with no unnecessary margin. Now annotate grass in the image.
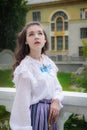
[57,72,72,91]
[0,69,73,91]
[0,70,14,87]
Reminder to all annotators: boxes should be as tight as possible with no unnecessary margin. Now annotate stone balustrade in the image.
[0,87,87,130]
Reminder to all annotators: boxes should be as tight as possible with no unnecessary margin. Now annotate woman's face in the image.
[26,25,46,52]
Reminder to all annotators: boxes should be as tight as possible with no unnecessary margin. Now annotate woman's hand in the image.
[49,99,59,124]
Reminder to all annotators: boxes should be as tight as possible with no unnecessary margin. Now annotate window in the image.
[51,37,55,50]
[51,11,68,21]
[80,8,87,19]
[64,22,68,30]
[56,17,63,31]
[51,23,55,31]
[79,47,83,56]
[32,12,41,21]
[51,11,68,31]
[65,36,68,50]
[56,36,63,50]
[50,11,68,52]
[80,28,87,38]
[58,55,62,61]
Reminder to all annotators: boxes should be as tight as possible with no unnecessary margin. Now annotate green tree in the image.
[0,0,29,51]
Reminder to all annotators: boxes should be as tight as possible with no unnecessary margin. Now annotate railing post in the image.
[58,109,65,130]
[84,114,87,122]
[58,108,73,130]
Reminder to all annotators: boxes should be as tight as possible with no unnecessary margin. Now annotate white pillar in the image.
[84,114,87,122]
[58,109,72,130]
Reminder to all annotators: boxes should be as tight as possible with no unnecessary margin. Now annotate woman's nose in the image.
[35,33,39,38]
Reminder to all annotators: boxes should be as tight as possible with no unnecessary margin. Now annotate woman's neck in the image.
[29,51,42,61]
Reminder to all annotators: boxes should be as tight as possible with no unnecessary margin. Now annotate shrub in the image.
[64,114,87,130]
[71,71,87,92]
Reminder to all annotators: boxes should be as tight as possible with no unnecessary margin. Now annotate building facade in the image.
[26,0,87,72]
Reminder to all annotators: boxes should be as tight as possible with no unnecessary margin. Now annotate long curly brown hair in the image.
[13,21,49,70]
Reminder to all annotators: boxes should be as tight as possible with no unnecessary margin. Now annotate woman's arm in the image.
[10,76,32,130]
[49,74,64,123]
[53,76,64,104]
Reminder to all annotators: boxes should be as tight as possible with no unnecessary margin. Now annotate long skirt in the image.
[30,99,58,130]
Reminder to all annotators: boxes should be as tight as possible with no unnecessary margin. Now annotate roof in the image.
[27,0,62,5]
[27,0,87,5]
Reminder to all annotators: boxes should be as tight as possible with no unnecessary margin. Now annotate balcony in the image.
[0,87,87,130]
[48,54,85,63]
[47,54,86,72]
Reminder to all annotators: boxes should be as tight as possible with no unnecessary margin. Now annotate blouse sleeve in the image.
[10,75,32,130]
[53,75,64,110]
[48,57,64,109]
[46,56,64,106]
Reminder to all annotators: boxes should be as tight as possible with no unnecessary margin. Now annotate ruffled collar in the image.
[25,54,45,65]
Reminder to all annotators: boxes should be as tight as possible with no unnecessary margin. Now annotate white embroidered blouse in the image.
[10,54,64,130]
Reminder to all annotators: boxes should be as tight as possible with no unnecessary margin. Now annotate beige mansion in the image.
[26,0,87,72]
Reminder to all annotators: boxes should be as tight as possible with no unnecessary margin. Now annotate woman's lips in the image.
[34,41,40,44]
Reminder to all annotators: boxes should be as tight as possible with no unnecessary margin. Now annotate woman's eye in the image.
[38,32,43,35]
[29,33,34,36]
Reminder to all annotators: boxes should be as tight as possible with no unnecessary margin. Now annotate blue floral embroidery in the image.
[40,64,52,72]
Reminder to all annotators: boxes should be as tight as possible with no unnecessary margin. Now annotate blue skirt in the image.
[30,99,58,130]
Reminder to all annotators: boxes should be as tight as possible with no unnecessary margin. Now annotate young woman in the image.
[10,21,64,130]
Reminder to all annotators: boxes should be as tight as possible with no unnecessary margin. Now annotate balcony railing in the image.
[0,87,87,130]
[48,54,85,63]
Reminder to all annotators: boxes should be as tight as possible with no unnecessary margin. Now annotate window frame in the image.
[80,8,87,20]
[80,28,87,38]
[50,11,68,51]
[32,11,41,21]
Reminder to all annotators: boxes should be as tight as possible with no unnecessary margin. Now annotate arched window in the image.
[56,17,63,31]
[51,11,68,21]
[51,11,68,52]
